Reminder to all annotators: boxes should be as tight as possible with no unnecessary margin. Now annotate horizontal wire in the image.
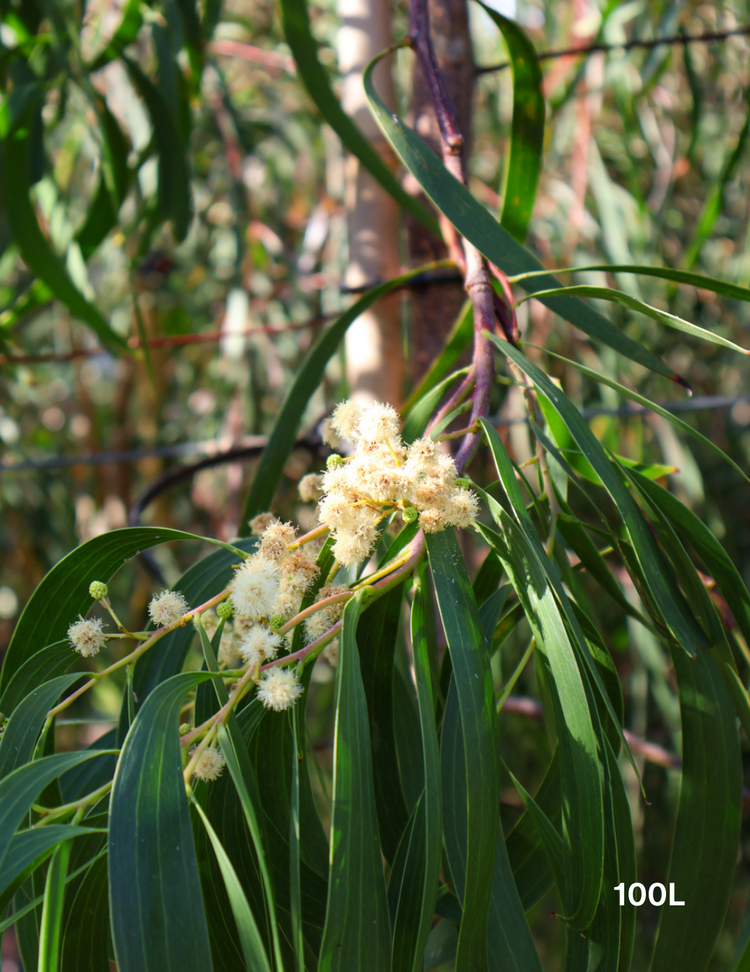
[2,393,750,474]
[477,23,750,75]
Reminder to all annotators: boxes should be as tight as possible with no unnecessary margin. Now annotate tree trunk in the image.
[407,0,474,383]
[337,0,403,406]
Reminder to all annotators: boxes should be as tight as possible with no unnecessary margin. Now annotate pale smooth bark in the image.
[337,0,403,406]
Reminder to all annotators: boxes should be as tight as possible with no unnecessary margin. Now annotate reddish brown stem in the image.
[409,0,500,472]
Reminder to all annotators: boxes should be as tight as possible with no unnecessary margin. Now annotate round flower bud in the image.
[88,581,108,600]
[401,506,418,523]
[216,600,234,620]
[269,614,285,630]
[193,747,226,782]
[179,723,191,736]
[326,454,345,470]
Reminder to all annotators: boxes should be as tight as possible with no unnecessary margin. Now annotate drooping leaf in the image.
[476,1,545,242]
[517,284,750,354]
[0,751,112,872]
[279,0,439,235]
[649,648,741,972]
[362,58,685,385]
[4,115,127,351]
[508,262,750,304]
[0,674,84,779]
[318,591,392,972]
[193,798,272,972]
[388,568,442,972]
[493,339,709,657]
[108,672,217,972]
[427,530,500,970]
[0,527,216,693]
[483,515,604,929]
[0,642,72,716]
[535,344,750,484]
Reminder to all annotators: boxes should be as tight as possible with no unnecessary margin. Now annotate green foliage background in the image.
[2,0,750,970]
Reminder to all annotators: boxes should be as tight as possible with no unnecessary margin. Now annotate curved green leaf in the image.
[649,648,741,972]
[535,344,750,484]
[427,530,500,969]
[0,642,72,716]
[508,263,750,305]
[0,674,84,779]
[476,2,544,242]
[388,568,442,972]
[0,826,102,907]
[279,0,439,235]
[482,515,604,929]
[122,56,192,241]
[319,591,392,972]
[362,58,684,385]
[0,751,111,872]
[518,284,750,355]
[109,672,217,972]
[4,120,127,351]
[493,338,709,656]
[193,799,272,972]
[241,262,450,529]
[1,526,215,693]
[38,840,72,972]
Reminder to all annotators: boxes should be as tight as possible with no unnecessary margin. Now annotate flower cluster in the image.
[222,518,319,710]
[317,399,479,566]
[67,616,109,657]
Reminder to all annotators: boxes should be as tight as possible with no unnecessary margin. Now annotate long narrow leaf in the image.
[518,284,750,354]
[279,0,439,234]
[109,672,217,972]
[427,531,500,970]
[362,57,685,385]
[318,591,392,971]
[193,799,272,972]
[476,1,544,242]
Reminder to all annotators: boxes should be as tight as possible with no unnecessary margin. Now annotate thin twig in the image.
[477,23,750,76]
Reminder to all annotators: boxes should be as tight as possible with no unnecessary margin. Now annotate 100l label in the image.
[614,883,684,907]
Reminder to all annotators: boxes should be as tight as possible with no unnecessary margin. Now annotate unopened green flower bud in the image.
[454,478,473,490]
[179,723,191,736]
[88,581,108,600]
[216,600,234,620]
[401,507,418,524]
[269,615,285,630]
[326,454,345,470]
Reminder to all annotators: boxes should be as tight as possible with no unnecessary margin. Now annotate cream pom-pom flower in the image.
[193,747,226,782]
[230,557,280,620]
[298,473,323,503]
[237,624,282,668]
[256,667,304,711]
[149,590,189,628]
[67,616,109,657]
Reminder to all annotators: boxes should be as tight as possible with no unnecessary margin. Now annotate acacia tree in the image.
[2,1,750,971]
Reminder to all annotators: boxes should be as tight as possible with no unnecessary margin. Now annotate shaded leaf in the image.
[318,591,392,972]
[108,672,216,972]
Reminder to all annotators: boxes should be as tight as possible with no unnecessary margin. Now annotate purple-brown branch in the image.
[409,0,512,472]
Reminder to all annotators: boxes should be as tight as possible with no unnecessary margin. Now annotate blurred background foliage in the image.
[2,0,750,967]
